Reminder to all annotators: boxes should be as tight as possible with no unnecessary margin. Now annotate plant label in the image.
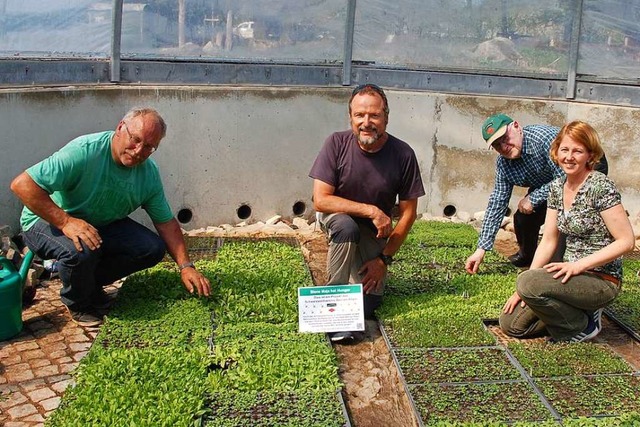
[298,284,365,333]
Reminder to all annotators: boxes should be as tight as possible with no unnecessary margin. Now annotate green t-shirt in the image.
[21,131,174,231]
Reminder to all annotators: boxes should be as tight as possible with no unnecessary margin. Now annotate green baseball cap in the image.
[482,113,513,147]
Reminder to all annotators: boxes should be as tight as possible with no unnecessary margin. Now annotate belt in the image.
[587,270,621,287]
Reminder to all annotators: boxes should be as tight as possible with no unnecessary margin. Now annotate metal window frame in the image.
[0,0,639,108]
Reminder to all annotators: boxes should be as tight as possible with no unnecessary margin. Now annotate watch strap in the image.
[179,261,195,271]
[378,254,393,266]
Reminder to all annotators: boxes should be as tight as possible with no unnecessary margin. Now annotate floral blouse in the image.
[548,171,623,280]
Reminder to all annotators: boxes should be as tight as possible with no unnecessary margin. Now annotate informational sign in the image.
[298,284,364,333]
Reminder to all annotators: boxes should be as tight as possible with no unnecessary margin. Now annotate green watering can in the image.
[0,250,35,341]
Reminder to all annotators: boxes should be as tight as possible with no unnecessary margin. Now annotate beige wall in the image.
[1,86,639,233]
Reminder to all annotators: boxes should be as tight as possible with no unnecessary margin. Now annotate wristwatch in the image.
[179,261,195,271]
[378,253,394,266]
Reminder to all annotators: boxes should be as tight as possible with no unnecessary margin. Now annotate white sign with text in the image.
[298,284,364,333]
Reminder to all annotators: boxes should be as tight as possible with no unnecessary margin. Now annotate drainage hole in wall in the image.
[292,201,306,216]
[443,205,457,217]
[177,208,193,224]
[237,204,252,220]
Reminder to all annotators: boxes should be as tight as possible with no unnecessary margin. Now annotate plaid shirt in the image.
[478,125,563,251]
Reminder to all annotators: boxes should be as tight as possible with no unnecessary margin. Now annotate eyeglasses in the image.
[491,123,512,150]
[350,83,389,115]
[122,121,157,155]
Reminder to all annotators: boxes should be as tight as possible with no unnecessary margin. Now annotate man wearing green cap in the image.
[465,113,607,273]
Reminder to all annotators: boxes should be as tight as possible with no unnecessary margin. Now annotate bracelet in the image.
[179,261,195,271]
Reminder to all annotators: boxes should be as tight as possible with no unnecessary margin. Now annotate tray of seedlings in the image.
[49,238,349,427]
[376,220,640,426]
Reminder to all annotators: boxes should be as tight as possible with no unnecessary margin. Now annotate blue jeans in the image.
[22,217,166,310]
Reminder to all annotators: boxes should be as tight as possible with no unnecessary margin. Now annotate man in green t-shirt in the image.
[11,107,210,326]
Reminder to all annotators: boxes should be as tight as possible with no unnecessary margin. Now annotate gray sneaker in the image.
[65,305,103,327]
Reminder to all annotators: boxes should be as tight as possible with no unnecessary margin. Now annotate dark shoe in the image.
[508,253,532,268]
[329,331,355,343]
[91,288,118,311]
[65,305,103,327]
[351,331,366,343]
[329,331,365,344]
[591,308,603,335]
[568,313,600,343]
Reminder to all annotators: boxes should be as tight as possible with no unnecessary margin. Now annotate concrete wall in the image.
[2,86,640,234]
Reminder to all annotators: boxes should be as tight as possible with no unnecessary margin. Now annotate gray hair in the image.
[122,107,167,139]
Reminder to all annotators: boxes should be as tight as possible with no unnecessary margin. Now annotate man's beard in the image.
[357,128,379,146]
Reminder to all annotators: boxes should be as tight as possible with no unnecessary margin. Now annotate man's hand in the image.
[312,180,393,238]
[10,172,97,252]
[358,257,387,294]
[180,267,211,296]
[502,291,525,314]
[154,218,211,298]
[465,248,486,274]
[61,217,102,252]
[371,207,392,238]
[517,195,534,214]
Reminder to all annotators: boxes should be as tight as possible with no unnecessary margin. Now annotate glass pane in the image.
[578,0,640,80]
[122,0,346,63]
[0,0,111,58]
[352,0,571,76]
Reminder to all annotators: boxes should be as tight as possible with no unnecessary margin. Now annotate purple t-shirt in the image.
[309,130,425,217]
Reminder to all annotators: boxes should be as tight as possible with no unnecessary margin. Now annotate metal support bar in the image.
[604,308,640,343]
[378,322,425,427]
[566,0,584,99]
[110,0,123,83]
[501,346,563,422]
[342,0,356,86]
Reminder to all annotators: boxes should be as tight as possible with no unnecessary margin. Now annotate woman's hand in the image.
[543,261,586,284]
[503,291,525,314]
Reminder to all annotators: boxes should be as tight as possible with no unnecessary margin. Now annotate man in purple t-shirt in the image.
[309,84,425,343]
